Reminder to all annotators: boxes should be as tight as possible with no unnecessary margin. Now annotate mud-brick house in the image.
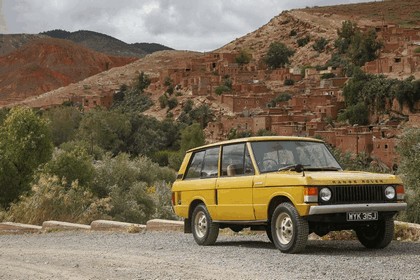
[207,116,255,140]
[314,130,336,146]
[289,94,336,112]
[371,137,399,168]
[334,126,374,155]
[219,93,275,113]
[306,121,328,137]
[70,90,114,111]
[408,114,420,127]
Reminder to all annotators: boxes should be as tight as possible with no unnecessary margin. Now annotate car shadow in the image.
[214,238,420,256]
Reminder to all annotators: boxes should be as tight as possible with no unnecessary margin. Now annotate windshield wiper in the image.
[278,164,307,173]
[305,166,341,171]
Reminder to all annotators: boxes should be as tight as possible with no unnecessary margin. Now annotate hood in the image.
[263,171,402,187]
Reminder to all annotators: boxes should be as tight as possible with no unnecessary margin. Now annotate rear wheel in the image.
[356,218,394,249]
[271,203,308,253]
[191,204,219,245]
[266,225,273,243]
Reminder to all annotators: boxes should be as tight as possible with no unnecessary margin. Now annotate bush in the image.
[396,128,420,223]
[284,79,295,86]
[5,175,110,225]
[321,73,336,79]
[313,37,329,52]
[235,49,252,65]
[297,36,310,47]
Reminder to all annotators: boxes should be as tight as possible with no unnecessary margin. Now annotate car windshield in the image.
[250,140,342,173]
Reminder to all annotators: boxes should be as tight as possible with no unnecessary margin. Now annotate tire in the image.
[191,204,219,246]
[356,218,394,249]
[266,225,273,243]
[271,202,309,253]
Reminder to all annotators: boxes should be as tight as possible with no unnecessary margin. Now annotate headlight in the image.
[319,188,332,202]
[385,186,396,200]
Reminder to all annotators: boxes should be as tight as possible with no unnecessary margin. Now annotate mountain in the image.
[40,29,173,57]
[0,34,47,56]
[0,37,136,104]
[4,0,419,112]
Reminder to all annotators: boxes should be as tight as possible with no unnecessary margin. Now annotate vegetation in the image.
[396,128,420,224]
[330,20,382,70]
[340,69,420,122]
[0,107,53,208]
[235,49,252,65]
[297,36,310,47]
[215,76,233,95]
[312,37,329,52]
[267,93,292,108]
[264,42,295,69]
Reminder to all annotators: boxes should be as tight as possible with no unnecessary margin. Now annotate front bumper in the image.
[308,202,407,215]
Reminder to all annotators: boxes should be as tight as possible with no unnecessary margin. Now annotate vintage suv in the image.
[171,136,406,253]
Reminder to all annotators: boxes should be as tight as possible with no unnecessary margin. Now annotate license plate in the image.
[347,211,378,221]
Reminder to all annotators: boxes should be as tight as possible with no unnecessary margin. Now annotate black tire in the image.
[191,204,219,246]
[356,218,394,249]
[266,225,273,243]
[271,202,308,253]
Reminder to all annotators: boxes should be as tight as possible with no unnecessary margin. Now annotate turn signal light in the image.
[396,185,405,200]
[304,187,318,203]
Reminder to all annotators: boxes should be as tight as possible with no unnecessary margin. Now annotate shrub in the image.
[5,175,110,225]
[235,49,252,65]
[284,79,295,85]
[313,37,329,52]
[396,128,420,223]
[321,73,336,79]
[297,36,310,47]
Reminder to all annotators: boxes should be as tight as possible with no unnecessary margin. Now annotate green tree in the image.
[44,106,82,146]
[111,72,153,113]
[169,123,205,170]
[337,102,369,125]
[76,109,131,155]
[235,49,252,65]
[42,148,95,188]
[396,128,420,223]
[264,42,295,69]
[0,107,53,208]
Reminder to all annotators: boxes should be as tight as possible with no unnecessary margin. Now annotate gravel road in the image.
[1,230,419,280]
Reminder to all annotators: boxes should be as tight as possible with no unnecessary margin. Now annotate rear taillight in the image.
[171,192,176,206]
[304,187,318,203]
[396,185,405,200]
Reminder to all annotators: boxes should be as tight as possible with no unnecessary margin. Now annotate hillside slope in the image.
[0,38,136,104]
[41,30,173,57]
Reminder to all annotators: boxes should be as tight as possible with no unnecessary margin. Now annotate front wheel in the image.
[271,203,308,253]
[191,204,219,245]
[356,218,394,249]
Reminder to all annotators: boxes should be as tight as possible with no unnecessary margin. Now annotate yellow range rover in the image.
[171,136,407,253]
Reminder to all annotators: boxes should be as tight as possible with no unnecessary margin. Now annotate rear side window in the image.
[221,143,254,177]
[185,147,220,179]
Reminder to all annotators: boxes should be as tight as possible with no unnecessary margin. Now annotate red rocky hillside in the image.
[0,38,136,105]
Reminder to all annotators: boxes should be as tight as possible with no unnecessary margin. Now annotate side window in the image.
[185,151,205,179]
[185,147,220,179]
[221,143,254,177]
[201,147,220,178]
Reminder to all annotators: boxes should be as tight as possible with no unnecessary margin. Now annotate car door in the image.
[215,143,255,221]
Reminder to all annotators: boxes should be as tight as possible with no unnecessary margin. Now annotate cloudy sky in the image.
[1,0,372,52]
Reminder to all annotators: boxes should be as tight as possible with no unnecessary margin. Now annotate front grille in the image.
[320,185,393,205]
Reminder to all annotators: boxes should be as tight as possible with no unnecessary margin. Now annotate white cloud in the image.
[2,0,373,52]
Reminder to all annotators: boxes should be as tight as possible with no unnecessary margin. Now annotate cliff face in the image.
[0,38,136,104]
